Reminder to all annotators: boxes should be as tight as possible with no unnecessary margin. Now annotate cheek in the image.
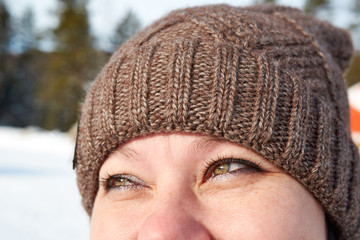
[90,175,326,240]
[90,196,149,240]
[202,175,326,240]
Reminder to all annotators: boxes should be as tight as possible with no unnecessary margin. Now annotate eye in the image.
[100,174,146,191]
[203,158,262,182]
[213,162,243,176]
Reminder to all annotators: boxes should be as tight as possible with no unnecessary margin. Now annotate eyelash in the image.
[201,156,263,182]
[99,173,145,192]
[100,156,264,191]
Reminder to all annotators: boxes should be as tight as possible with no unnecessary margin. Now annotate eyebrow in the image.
[110,135,223,161]
[111,145,140,162]
[191,136,223,151]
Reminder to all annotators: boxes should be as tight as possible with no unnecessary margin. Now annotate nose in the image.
[137,197,212,240]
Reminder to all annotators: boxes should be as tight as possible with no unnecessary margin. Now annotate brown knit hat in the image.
[73,4,360,239]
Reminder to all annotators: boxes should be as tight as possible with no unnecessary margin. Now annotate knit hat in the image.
[73,4,360,239]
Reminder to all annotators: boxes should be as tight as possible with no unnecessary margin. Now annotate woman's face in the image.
[91,134,326,240]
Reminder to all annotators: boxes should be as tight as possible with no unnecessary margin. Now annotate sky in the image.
[3,0,357,50]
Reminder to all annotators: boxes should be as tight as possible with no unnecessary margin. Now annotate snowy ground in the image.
[0,126,89,239]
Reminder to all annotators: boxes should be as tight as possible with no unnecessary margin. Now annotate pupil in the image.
[117,178,127,186]
[109,178,127,187]
[214,163,230,175]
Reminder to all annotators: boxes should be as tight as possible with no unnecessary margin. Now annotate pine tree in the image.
[344,0,360,87]
[349,0,360,47]
[0,0,11,55]
[111,10,141,51]
[0,1,38,127]
[0,0,12,124]
[346,52,360,87]
[303,0,330,15]
[36,0,97,131]
[255,0,277,3]
[16,7,37,53]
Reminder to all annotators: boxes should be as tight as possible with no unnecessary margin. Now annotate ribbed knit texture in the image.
[74,4,360,239]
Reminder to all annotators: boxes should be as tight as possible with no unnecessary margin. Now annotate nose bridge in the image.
[137,188,212,240]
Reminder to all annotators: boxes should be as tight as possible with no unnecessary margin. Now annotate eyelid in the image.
[100,173,147,191]
[201,156,263,183]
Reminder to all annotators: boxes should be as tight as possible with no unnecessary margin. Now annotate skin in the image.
[91,133,326,240]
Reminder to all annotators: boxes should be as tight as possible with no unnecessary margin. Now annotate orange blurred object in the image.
[349,83,360,148]
[350,104,360,132]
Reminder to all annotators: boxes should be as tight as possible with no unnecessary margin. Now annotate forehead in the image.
[103,133,270,169]
[105,134,218,162]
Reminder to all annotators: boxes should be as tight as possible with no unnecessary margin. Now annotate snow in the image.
[0,127,89,240]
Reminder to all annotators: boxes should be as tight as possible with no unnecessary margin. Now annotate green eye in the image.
[108,177,132,187]
[213,163,230,175]
[103,174,145,191]
[212,162,244,177]
[203,158,262,182]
